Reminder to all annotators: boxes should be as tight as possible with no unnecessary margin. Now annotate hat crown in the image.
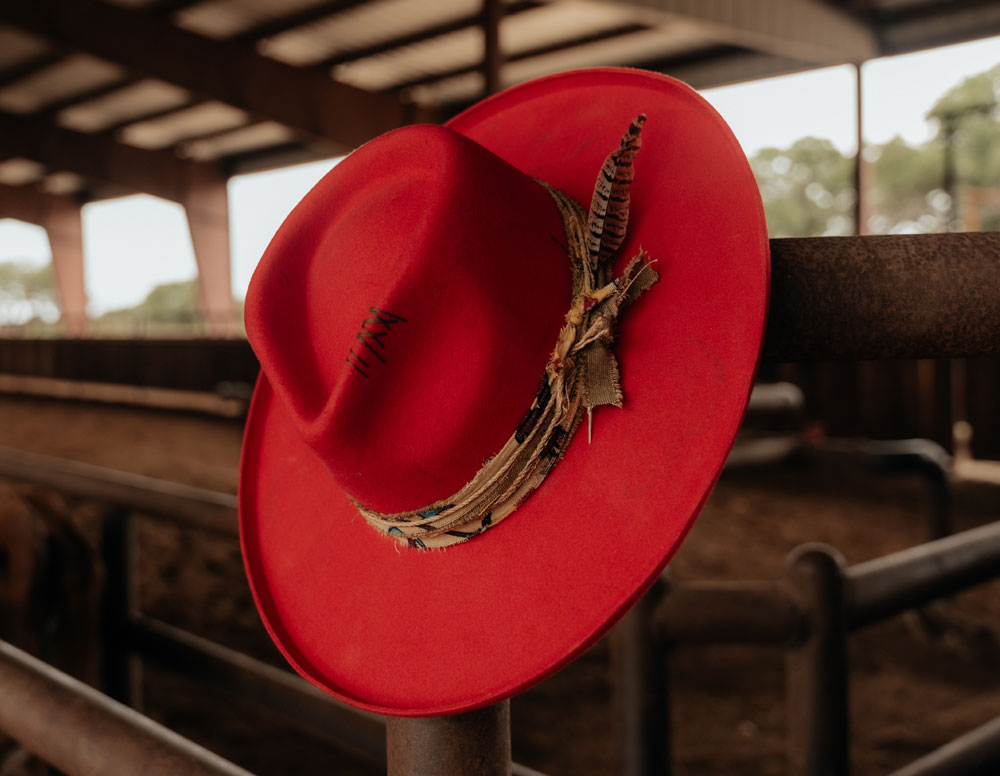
[245,125,571,513]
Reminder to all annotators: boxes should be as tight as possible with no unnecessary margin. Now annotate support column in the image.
[183,167,235,337]
[786,544,849,776]
[42,195,89,337]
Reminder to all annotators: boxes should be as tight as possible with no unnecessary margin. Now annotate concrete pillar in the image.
[183,167,235,337]
[43,197,89,337]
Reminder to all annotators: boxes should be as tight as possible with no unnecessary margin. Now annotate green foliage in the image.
[0,261,56,301]
[752,138,856,238]
[95,278,200,332]
[0,261,59,328]
[928,64,999,124]
[91,278,244,337]
[866,137,948,233]
[752,62,1000,237]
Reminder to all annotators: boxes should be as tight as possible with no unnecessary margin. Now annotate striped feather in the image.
[586,114,646,270]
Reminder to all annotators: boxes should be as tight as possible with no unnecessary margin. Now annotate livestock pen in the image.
[0,232,998,774]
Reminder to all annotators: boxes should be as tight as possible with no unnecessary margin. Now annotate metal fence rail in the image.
[0,231,998,773]
[2,439,998,774]
[131,615,387,765]
[0,639,253,776]
[846,519,1000,628]
[765,233,1000,361]
[0,445,543,775]
[618,521,1000,776]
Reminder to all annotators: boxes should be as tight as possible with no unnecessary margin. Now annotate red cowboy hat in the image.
[239,67,769,717]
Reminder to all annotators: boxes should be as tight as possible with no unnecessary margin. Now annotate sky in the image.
[1,33,998,316]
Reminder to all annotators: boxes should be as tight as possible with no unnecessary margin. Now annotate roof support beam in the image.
[0,117,237,335]
[0,182,60,228]
[0,183,88,335]
[0,111,222,204]
[45,193,89,336]
[0,51,65,89]
[597,0,877,63]
[232,0,372,44]
[183,169,237,337]
[642,45,813,89]
[0,0,438,150]
[393,23,647,92]
[878,0,1000,55]
[314,1,541,70]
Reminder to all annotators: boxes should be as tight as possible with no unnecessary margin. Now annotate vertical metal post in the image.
[99,508,141,708]
[386,701,511,776]
[854,63,868,236]
[611,578,670,776]
[482,0,502,96]
[927,463,952,541]
[786,544,849,776]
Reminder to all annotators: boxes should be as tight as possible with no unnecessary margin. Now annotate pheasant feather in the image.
[586,114,646,272]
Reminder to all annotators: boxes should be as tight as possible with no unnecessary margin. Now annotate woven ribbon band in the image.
[354,116,659,549]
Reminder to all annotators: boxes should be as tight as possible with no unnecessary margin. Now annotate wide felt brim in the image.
[239,68,769,716]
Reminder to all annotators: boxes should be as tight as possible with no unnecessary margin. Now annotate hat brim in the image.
[239,67,769,716]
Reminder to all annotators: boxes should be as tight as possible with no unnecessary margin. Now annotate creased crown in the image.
[245,125,572,513]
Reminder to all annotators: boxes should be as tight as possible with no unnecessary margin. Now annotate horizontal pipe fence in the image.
[0,445,544,775]
[3,232,1000,450]
[0,440,995,774]
[0,232,997,773]
[0,639,253,776]
[615,521,1000,776]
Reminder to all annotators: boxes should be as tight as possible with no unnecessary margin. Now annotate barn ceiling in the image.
[0,0,997,205]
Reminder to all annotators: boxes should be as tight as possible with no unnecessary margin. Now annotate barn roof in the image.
[0,0,997,202]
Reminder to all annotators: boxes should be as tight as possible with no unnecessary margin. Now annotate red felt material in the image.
[239,68,770,716]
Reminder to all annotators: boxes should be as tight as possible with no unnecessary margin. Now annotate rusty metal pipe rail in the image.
[845,519,1000,630]
[0,445,237,535]
[0,235,993,380]
[130,616,388,765]
[765,233,1000,361]
[889,714,1000,776]
[132,618,548,776]
[654,519,1000,648]
[0,639,253,776]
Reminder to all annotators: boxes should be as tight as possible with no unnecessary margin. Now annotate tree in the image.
[751,138,855,238]
[751,62,1000,237]
[866,137,947,233]
[95,278,200,332]
[928,63,1000,231]
[93,278,244,336]
[0,261,59,326]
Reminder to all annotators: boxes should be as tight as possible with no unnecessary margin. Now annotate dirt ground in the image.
[0,393,999,775]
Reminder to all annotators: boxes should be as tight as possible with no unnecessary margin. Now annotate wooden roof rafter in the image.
[230,0,376,45]
[0,0,439,150]
[0,109,223,205]
[392,20,650,93]
[0,51,67,90]
[595,0,878,63]
[0,180,82,229]
[312,0,543,70]
[0,0,997,192]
